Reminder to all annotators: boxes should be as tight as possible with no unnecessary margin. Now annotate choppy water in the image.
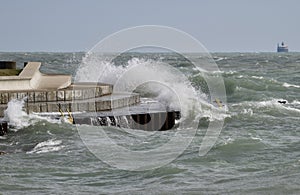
[0,52,299,194]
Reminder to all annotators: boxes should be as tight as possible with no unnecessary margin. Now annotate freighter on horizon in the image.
[277,41,289,52]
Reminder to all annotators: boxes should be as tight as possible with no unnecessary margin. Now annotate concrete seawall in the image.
[0,61,180,131]
[0,83,113,104]
[0,83,141,117]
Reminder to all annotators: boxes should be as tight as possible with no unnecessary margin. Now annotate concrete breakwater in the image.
[0,83,140,117]
[0,61,180,131]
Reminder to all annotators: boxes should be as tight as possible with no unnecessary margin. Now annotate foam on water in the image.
[241,108,254,116]
[251,76,264,80]
[213,57,227,62]
[283,82,300,88]
[291,100,300,105]
[232,99,300,117]
[27,139,64,154]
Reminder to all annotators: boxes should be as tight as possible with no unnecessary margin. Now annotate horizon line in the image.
[0,50,299,53]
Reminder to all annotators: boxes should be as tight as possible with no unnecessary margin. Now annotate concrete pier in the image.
[0,83,140,117]
[0,61,180,131]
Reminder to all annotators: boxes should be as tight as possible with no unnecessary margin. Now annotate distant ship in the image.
[277,42,288,52]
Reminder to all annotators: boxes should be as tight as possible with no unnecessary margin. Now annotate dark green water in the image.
[0,52,299,194]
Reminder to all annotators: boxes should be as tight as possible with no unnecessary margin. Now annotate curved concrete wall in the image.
[33,74,71,90]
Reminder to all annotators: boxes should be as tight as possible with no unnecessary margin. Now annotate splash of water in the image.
[4,99,31,129]
[75,56,223,121]
[3,99,64,130]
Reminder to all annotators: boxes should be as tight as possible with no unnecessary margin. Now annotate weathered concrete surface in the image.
[0,92,140,117]
[0,62,71,91]
[0,80,117,117]
[43,93,140,113]
[0,83,113,104]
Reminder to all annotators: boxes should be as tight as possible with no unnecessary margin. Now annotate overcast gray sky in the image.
[0,0,299,52]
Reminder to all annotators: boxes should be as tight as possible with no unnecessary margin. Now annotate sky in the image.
[0,0,299,52]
